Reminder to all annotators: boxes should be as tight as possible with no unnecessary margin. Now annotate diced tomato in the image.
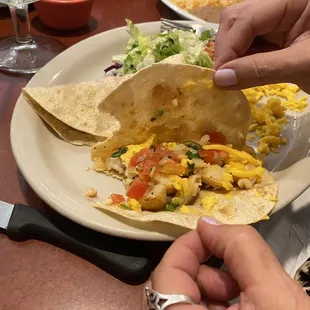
[170,153,182,163]
[207,132,227,145]
[140,151,159,176]
[199,149,229,166]
[141,159,157,177]
[110,194,125,205]
[129,145,181,180]
[155,145,181,162]
[126,178,147,200]
[154,145,171,158]
[159,162,185,175]
[129,148,149,167]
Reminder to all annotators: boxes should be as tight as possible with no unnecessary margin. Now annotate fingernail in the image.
[214,69,237,87]
[201,216,221,225]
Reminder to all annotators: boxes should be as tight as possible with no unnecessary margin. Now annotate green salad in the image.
[106,19,216,76]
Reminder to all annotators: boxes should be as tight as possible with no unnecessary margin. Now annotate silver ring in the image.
[145,286,197,309]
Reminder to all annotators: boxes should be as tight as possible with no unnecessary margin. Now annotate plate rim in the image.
[160,0,214,25]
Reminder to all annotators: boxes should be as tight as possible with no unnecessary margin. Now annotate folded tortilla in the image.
[22,55,187,146]
[22,76,130,146]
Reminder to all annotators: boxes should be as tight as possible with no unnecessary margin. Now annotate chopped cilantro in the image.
[183,140,202,150]
[120,204,130,210]
[164,204,177,212]
[150,109,164,122]
[112,146,128,158]
[187,162,195,176]
[150,167,156,177]
[186,150,200,160]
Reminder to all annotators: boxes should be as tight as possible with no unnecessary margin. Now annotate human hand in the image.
[151,218,310,309]
[213,0,310,94]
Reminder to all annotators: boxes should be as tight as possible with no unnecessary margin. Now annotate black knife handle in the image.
[6,204,152,285]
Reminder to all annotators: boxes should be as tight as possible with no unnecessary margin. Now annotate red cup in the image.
[34,0,94,31]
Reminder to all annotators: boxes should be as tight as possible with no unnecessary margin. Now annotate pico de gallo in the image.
[102,132,265,212]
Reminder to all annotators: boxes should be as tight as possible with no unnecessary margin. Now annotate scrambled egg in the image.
[120,135,155,167]
[128,198,142,211]
[183,80,214,93]
[243,84,308,155]
[169,176,190,196]
[201,195,217,210]
[180,205,191,213]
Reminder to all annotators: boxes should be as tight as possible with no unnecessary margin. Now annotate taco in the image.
[92,63,252,166]
[91,63,278,228]
[93,135,277,228]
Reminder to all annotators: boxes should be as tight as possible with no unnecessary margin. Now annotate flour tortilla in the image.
[22,55,187,146]
[95,172,277,229]
[93,63,252,164]
[28,99,105,146]
[22,75,130,145]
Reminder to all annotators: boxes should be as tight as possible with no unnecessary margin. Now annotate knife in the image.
[0,200,153,285]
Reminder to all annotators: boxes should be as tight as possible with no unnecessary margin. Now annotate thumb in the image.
[213,45,308,91]
[196,218,289,291]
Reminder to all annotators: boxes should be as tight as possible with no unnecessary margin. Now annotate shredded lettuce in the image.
[199,30,212,41]
[112,19,216,76]
[153,32,181,62]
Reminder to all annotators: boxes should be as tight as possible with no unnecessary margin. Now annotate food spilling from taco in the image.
[91,63,278,229]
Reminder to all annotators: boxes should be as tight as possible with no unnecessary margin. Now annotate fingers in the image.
[286,1,310,46]
[196,219,288,291]
[214,0,306,69]
[214,42,310,90]
[152,230,210,304]
[197,265,240,301]
[203,300,229,310]
[214,48,292,88]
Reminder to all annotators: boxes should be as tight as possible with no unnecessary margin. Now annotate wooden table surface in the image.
[0,1,178,309]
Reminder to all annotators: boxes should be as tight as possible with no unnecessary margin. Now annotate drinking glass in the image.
[0,0,65,74]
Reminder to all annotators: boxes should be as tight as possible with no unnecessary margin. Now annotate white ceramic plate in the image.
[10,21,310,241]
[161,0,210,24]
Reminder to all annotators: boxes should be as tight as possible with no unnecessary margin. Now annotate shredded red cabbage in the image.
[104,63,122,73]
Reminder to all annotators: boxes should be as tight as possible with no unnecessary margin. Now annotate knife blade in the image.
[0,200,153,285]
